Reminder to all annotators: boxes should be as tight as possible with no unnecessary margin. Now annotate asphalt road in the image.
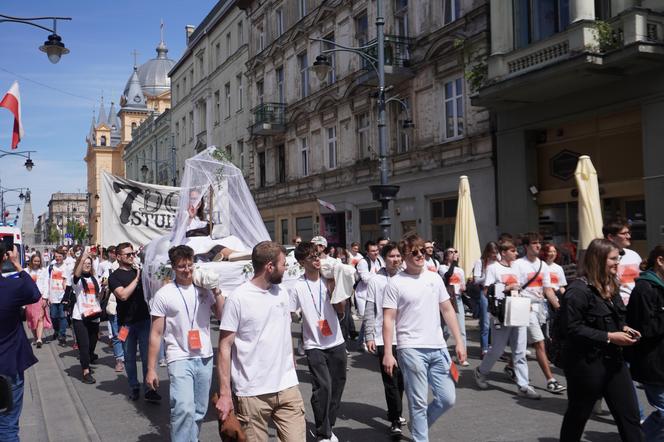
[20,317,652,441]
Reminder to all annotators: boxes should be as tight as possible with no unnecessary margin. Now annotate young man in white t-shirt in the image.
[603,220,642,305]
[424,241,439,273]
[475,240,541,400]
[363,241,406,436]
[290,242,347,442]
[513,233,565,394]
[146,245,224,442]
[48,247,72,345]
[355,241,384,351]
[216,241,305,441]
[382,234,466,442]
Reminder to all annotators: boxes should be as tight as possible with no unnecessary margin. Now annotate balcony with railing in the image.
[474,7,664,107]
[250,102,287,135]
[357,34,415,86]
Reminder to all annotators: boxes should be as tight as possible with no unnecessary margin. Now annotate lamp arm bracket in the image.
[384,97,411,118]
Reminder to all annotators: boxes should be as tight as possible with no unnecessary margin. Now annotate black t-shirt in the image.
[108,268,149,325]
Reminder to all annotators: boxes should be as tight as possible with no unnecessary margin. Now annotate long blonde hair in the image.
[582,238,619,300]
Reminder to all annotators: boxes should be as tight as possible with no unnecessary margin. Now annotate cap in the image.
[311,236,328,248]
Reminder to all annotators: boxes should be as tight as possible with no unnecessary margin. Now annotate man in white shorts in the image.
[216,241,305,441]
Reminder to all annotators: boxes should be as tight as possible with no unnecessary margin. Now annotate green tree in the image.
[66,220,88,245]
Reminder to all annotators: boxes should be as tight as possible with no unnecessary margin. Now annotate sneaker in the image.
[390,422,403,436]
[546,380,567,394]
[58,336,67,346]
[144,389,162,403]
[36,340,42,348]
[159,359,167,367]
[460,360,470,367]
[82,373,96,384]
[517,385,541,400]
[114,360,125,373]
[330,433,339,442]
[474,367,488,390]
[397,416,407,425]
[503,365,516,383]
[129,388,140,401]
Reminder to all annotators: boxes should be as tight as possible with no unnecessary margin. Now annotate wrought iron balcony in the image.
[358,34,415,86]
[251,102,287,135]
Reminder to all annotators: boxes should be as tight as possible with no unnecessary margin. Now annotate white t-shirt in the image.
[438,264,466,295]
[28,268,49,298]
[348,251,364,267]
[356,256,383,300]
[48,262,71,303]
[383,270,449,350]
[513,257,551,300]
[366,268,398,346]
[425,257,439,273]
[97,259,112,280]
[484,261,520,297]
[618,248,641,305]
[219,281,298,397]
[547,262,568,291]
[71,275,102,321]
[472,259,487,286]
[151,282,217,363]
[289,276,344,350]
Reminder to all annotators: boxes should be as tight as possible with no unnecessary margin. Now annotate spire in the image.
[87,109,95,143]
[107,101,117,129]
[156,19,168,59]
[122,66,147,110]
[97,95,107,125]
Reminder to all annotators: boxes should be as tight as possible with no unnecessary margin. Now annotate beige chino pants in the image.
[235,385,306,442]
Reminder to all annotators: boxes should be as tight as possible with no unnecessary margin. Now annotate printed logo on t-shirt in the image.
[619,264,639,285]
[551,273,559,285]
[50,270,65,292]
[85,280,96,295]
[449,273,462,285]
[31,274,38,282]
[525,272,544,288]
[427,265,437,272]
[500,274,518,285]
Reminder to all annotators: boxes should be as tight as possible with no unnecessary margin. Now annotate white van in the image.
[0,226,24,275]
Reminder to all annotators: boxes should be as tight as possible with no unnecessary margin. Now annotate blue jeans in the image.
[443,297,467,347]
[122,318,150,392]
[108,315,124,361]
[167,357,213,442]
[0,373,24,442]
[49,303,67,339]
[643,383,664,442]
[479,292,490,352]
[397,348,456,442]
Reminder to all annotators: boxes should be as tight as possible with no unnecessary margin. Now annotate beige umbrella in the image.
[453,176,482,278]
[574,155,603,250]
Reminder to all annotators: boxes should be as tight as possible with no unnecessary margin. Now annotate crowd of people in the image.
[1,217,663,441]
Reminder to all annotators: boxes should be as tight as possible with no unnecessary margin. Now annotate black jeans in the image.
[72,319,99,370]
[377,344,405,423]
[306,343,347,438]
[560,360,643,442]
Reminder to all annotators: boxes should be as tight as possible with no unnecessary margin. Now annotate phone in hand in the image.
[627,329,641,340]
[1,235,14,252]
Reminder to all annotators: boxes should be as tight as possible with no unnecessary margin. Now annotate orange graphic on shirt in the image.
[619,264,639,285]
[449,273,462,285]
[85,280,96,295]
[500,274,518,285]
[31,274,37,282]
[351,258,361,266]
[551,273,559,285]
[526,272,544,287]
[427,265,437,272]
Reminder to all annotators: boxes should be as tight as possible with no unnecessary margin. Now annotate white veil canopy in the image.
[142,146,270,300]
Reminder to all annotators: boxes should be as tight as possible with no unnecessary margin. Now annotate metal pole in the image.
[171,134,177,186]
[376,0,390,240]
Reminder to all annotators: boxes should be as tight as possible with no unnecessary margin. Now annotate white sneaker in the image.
[518,385,541,400]
[474,367,488,389]
[330,433,339,442]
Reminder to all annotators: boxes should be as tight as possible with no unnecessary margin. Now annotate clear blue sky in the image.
[0,1,214,224]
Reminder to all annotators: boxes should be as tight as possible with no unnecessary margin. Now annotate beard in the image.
[268,269,284,285]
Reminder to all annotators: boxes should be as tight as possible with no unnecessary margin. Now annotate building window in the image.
[280,219,289,245]
[394,0,409,38]
[197,52,205,80]
[238,140,244,171]
[258,151,266,187]
[214,90,220,124]
[298,51,309,98]
[176,84,180,103]
[595,0,612,20]
[183,75,187,92]
[355,12,369,69]
[298,0,307,19]
[443,78,464,139]
[100,135,107,146]
[175,122,180,146]
[224,83,231,118]
[356,112,370,158]
[323,33,336,84]
[237,74,243,110]
[256,80,264,105]
[264,220,275,240]
[215,42,221,66]
[431,197,458,249]
[258,24,265,52]
[513,0,570,49]
[296,216,313,241]
[276,8,284,36]
[326,126,337,169]
[276,144,286,183]
[443,0,461,24]
[182,117,186,144]
[226,32,232,58]
[189,111,194,139]
[238,20,244,45]
[276,67,284,103]
[397,98,410,153]
[300,136,309,176]
[359,207,381,246]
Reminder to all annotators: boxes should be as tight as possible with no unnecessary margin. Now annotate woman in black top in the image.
[626,245,664,441]
[559,238,643,442]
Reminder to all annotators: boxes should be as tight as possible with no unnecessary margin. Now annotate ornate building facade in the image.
[240,0,495,247]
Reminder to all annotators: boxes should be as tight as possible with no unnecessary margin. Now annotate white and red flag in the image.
[317,198,337,212]
[0,81,24,149]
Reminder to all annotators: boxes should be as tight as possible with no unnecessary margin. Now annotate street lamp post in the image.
[0,185,26,224]
[310,0,409,239]
[0,14,72,64]
[140,144,177,186]
[0,149,36,170]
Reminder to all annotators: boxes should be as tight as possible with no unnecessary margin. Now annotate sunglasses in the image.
[120,252,136,257]
[410,248,427,257]
[305,252,321,261]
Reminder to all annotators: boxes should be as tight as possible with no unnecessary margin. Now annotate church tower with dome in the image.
[85,30,175,245]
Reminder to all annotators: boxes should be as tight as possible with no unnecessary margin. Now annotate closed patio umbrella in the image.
[453,175,481,278]
[574,155,603,251]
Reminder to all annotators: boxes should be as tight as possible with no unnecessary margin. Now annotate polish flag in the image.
[0,81,24,149]
[317,198,337,212]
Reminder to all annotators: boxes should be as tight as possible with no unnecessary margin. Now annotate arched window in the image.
[100,135,107,146]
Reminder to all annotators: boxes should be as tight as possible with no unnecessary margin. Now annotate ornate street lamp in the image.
[0,15,72,64]
[0,149,37,171]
